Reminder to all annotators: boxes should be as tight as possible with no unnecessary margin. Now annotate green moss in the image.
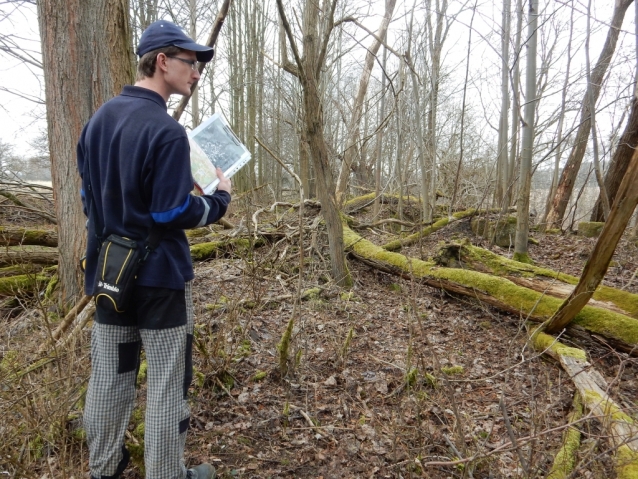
[44,274,58,300]
[424,372,438,388]
[194,369,205,388]
[185,227,209,238]
[277,319,294,376]
[301,287,322,300]
[1,350,19,372]
[546,394,584,479]
[340,291,356,301]
[136,359,147,386]
[0,274,49,295]
[189,238,255,261]
[441,365,464,375]
[578,222,604,238]
[382,208,477,252]
[133,422,145,439]
[405,367,418,386]
[581,390,635,424]
[530,330,587,361]
[616,445,638,479]
[459,244,638,318]
[28,435,44,460]
[512,252,533,264]
[252,370,267,381]
[131,407,144,424]
[389,283,402,292]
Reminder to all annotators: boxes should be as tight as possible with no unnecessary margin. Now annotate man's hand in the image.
[216,167,232,194]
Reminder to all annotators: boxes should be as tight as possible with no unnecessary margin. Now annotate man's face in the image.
[163,50,200,97]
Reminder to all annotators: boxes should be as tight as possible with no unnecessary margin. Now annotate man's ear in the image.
[156,52,169,73]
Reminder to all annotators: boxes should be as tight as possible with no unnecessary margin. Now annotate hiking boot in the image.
[186,463,216,479]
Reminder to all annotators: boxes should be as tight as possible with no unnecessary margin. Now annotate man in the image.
[78,20,230,479]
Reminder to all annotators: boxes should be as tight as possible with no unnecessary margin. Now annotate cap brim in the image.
[174,41,215,62]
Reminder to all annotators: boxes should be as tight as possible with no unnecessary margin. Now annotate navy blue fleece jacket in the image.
[78,86,231,294]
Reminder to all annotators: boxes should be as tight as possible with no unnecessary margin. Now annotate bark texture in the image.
[38,0,133,303]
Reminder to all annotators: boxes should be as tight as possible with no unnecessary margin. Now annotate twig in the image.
[500,392,530,475]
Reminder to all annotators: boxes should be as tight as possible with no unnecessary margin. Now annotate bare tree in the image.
[513,0,538,262]
[276,0,352,288]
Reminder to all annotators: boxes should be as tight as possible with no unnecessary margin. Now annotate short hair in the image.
[136,46,184,81]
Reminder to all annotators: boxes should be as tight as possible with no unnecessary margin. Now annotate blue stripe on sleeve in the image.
[80,188,85,198]
[151,195,191,223]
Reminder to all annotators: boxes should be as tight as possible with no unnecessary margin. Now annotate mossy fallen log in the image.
[343,223,638,353]
[546,393,583,479]
[436,242,638,319]
[0,264,43,278]
[381,208,477,251]
[0,274,49,296]
[190,237,265,261]
[530,328,638,478]
[0,226,58,247]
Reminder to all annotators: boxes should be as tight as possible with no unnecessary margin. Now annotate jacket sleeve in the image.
[145,136,231,229]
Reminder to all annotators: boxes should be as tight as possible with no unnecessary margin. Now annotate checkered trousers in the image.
[84,282,194,479]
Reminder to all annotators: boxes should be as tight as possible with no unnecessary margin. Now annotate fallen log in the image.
[0,264,44,278]
[190,237,265,261]
[547,393,583,479]
[529,328,638,478]
[342,223,638,353]
[0,226,58,247]
[435,242,638,319]
[0,246,58,266]
[381,208,477,251]
[0,274,49,296]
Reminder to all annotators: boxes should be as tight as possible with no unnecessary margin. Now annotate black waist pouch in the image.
[94,235,141,313]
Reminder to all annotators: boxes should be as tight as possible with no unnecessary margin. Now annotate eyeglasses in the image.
[166,56,198,71]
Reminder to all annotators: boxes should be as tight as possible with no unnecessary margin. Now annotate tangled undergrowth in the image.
[1,196,637,478]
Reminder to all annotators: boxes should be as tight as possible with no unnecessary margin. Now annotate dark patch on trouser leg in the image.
[183,333,193,399]
[179,416,190,435]
[91,445,129,479]
[117,341,141,374]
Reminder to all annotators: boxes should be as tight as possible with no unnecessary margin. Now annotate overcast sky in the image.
[0,0,635,159]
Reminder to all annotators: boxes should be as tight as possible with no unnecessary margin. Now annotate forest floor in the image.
[1,196,638,479]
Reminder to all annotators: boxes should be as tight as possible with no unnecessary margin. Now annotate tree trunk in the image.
[495,0,511,207]
[544,0,633,230]
[37,0,133,304]
[276,0,352,287]
[546,146,638,333]
[514,0,538,262]
[335,0,396,206]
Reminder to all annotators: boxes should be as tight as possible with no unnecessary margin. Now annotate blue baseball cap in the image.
[137,20,214,63]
